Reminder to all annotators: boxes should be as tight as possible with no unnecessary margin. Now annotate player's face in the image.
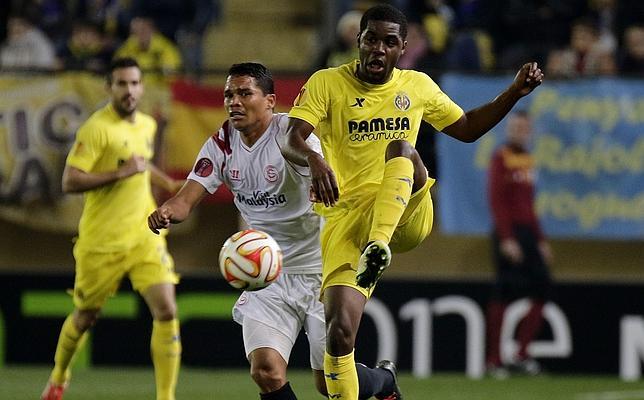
[357,20,406,84]
[507,115,531,148]
[108,66,143,118]
[224,75,275,134]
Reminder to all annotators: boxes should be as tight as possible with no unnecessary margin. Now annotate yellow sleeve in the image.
[66,121,106,172]
[422,76,464,131]
[288,70,329,130]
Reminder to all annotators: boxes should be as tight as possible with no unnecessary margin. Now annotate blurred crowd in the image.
[0,0,219,79]
[1,0,644,78]
[318,0,644,77]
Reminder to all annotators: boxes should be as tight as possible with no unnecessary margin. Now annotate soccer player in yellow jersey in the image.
[41,58,184,400]
[280,4,544,400]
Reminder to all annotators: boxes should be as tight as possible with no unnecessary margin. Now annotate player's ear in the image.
[401,39,407,55]
[266,93,276,109]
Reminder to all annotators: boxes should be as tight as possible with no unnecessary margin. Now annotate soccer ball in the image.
[219,229,282,291]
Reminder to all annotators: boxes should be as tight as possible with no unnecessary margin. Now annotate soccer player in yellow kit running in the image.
[280,4,544,400]
[41,57,183,400]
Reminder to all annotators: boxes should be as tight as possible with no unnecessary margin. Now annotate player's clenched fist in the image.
[148,206,172,234]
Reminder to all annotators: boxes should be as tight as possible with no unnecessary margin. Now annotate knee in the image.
[250,363,286,392]
[385,140,415,161]
[152,301,177,321]
[73,309,100,332]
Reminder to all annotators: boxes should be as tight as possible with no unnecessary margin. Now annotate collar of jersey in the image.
[238,114,275,152]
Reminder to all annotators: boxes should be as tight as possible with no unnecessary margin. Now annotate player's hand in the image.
[307,152,339,207]
[500,238,523,265]
[118,155,146,179]
[148,206,172,234]
[510,62,544,97]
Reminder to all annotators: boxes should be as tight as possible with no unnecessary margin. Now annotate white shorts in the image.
[233,273,325,370]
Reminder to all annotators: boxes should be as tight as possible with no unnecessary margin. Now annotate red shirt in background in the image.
[488,144,544,241]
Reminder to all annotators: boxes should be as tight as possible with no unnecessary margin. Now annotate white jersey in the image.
[188,113,322,274]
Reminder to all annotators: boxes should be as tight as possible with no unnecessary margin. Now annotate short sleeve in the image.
[422,76,464,131]
[187,130,226,194]
[65,122,105,172]
[289,70,329,130]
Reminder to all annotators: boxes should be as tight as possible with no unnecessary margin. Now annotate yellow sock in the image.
[50,315,87,384]
[370,157,414,243]
[151,319,181,400]
[324,350,359,400]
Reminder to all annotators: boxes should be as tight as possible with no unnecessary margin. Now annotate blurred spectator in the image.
[29,0,69,49]
[546,17,616,77]
[398,22,429,69]
[619,24,644,74]
[405,0,455,70]
[315,9,361,70]
[130,0,219,78]
[56,21,113,73]
[445,0,496,72]
[588,0,618,54]
[70,0,136,44]
[114,16,182,82]
[175,0,219,78]
[0,14,56,70]
[446,29,495,71]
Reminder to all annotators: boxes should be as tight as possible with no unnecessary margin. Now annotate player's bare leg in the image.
[248,348,303,399]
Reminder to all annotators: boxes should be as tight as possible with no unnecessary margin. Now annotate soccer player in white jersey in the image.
[148,63,399,400]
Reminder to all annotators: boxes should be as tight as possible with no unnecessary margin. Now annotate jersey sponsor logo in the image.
[194,157,214,177]
[236,190,287,208]
[347,117,410,141]
[394,91,411,111]
[264,165,279,182]
[229,169,241,181]
[350,97,365,107]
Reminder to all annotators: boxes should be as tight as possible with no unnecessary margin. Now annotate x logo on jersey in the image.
[350,97,365,107]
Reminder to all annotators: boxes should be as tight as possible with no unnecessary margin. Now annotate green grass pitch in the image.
[4,366,644,400]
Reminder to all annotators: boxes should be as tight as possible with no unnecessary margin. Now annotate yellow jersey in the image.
[289,60,463,216]
[66,103,158,252]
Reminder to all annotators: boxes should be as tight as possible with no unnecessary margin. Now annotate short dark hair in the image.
[360,4,408,40]
[228,63,274,95]
[107,57,140,84]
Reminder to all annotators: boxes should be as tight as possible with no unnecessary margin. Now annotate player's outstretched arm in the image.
[62,155,146,193]
[149,163,185,193]
[279,117,339,207]
[148,180,207,234]
[442,62,544,143]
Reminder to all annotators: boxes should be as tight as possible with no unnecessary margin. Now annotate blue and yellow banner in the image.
[437,74,644,239]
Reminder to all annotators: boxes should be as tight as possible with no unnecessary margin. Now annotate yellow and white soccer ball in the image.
[219,229,282,291]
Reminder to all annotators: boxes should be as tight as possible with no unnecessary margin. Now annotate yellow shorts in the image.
[320,177,435,298]
[72,235,179,310]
